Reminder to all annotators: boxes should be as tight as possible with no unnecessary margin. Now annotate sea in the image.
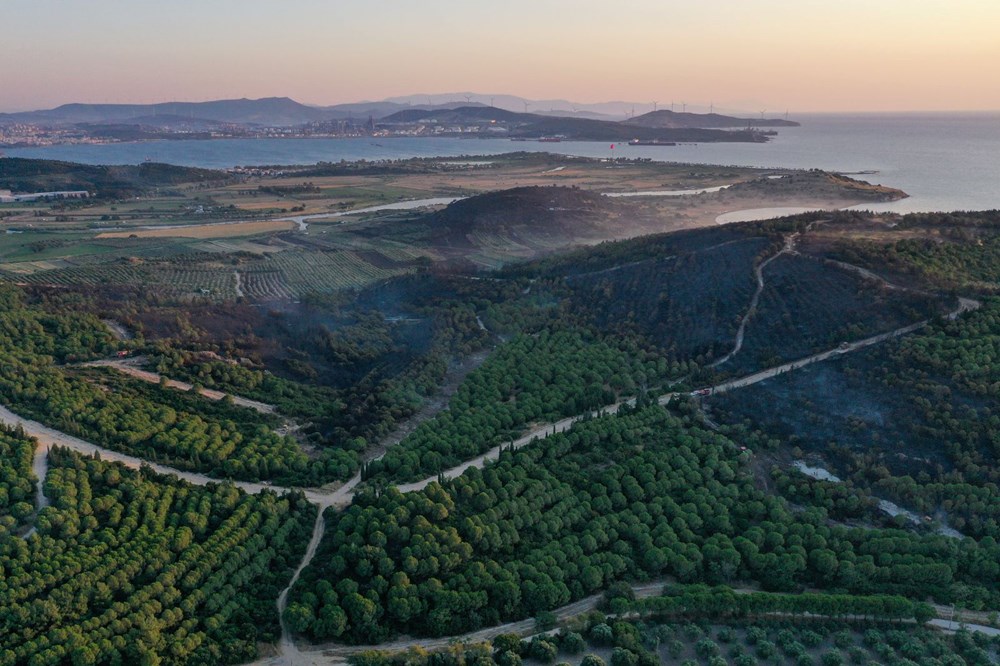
[4,112,999,214]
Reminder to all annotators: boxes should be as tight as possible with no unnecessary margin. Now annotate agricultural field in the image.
[240,249,414,298]
[0,155,906,304]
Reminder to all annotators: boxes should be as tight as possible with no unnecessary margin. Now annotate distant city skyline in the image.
[3,0,999,113]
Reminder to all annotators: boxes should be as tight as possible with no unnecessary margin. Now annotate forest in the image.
[288,402,1000,643]
[365,328,672,482]
[0,448,315,665]
[0,425,38,535]
[825,210,1000,291]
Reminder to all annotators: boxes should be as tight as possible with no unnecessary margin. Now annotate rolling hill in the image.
[624,109,800,129]
[0,97,333,127]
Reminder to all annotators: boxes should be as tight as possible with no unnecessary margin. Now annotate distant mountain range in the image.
[0,98,330,127]
[1,95,797,128]
[0,96,798,147]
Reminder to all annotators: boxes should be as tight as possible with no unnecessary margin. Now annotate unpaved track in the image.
[316,582,666,663]
[82,359,277,414]
[31,443,49,512]
[22,442,50,539]
[5,403,349,507]
[700,296,979,397]
[276,511,328,665]
[234,270,246,298]
[710,235,796,369]
[256,576,1000,666]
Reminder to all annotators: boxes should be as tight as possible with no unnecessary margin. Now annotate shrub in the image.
[559,632,585,655]
[833,631,854,650]
[821,650,844,666]
[745,627,767,645]
[496,651,521,666]
[529,640,558,664]
[536,612,558,632]
[493,635,522,656]
[756,640,778,659]
[696,639,721,659]
[590,623,614,646]
[610,648,639,666]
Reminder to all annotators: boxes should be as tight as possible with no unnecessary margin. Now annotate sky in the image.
[2,0,999,113]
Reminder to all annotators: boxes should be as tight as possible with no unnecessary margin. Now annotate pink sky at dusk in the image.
[3,0,998,113]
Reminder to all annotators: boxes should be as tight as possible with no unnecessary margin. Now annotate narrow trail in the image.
[363,349,493,467]
[234,270,245,298]
[710,235,796,369]
[823,257,934,296]
[21,442,50,539]
[81,358,277,415]
[276,510,328,665]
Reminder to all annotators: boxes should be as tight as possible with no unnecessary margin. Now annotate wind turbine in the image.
[523,101,530,113]
[760,109,767,120]
[652,101,658,112]
[682,102,686,113]
[464,95,472,104]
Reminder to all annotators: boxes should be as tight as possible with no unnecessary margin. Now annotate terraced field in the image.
[240,250,413,299]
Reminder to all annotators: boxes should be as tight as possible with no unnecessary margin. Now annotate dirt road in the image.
[2,403,353,508]
[710,234,796,369]
[255,575,1000,666]
[82,358,277,414]
[276,511,329,665]
[706,296,979,397]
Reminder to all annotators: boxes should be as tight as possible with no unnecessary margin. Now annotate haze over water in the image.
[6,112,1000,213]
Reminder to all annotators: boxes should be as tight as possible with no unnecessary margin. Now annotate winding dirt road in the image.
[710,234,796,369]
[276,511,328,664]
